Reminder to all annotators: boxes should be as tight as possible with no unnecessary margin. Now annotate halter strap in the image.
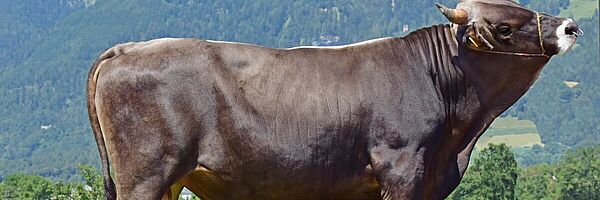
[468,12,550,59]
[536,12,546,56]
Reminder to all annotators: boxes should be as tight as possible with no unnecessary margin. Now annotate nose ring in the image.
[574,28,584,37]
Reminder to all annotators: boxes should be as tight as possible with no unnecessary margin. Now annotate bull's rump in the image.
[93,38,403,198]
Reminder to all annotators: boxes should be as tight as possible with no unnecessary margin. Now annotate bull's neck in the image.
[393,25,488,133]
[390,24,546,156]
[390,24,493,196]
[387,24,546,196]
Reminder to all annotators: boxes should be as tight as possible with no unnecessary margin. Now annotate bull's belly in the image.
[175,166,382,200]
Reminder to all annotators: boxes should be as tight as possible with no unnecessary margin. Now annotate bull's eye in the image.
[498,26,512,36]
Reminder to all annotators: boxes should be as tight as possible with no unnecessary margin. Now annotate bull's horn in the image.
[435,3,469,25]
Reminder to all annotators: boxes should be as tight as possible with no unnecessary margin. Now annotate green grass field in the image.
[475,117,544,149]
[560,0,599,20]
[483,117,537,136]
[476,134,543,149]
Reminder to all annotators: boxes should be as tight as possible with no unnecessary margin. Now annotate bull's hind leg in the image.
[99,95,200,199]
[106,134,198,200]
[94,40,213,199]
[107,134,198,200]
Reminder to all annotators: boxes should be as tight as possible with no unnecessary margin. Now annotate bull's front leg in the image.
[369,144,427,200]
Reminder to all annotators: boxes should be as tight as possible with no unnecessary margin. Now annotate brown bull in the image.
[87,1,581,199]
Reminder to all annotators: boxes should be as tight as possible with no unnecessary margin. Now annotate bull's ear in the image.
[436,3,469,25]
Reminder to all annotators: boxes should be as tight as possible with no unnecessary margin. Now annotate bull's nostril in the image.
[566,27,575,35]
[565,23,579,36]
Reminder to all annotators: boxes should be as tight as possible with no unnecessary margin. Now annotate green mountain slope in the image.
[0,0,598,181]
[0,1,84,68]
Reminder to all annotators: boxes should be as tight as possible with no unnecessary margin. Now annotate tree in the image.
[516,164,560,200]
[516,144,600,199]
[0,165,104,200]
[0,174,57,199]
[556,145,600,200]
[449,144,518,200]
[77,164,105,200]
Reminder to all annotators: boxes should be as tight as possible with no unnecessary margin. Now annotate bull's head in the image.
[436,0,581,57]
[425,2,582,197]
[435,0,582,115]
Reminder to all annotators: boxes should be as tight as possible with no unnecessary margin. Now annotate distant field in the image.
[476,134,543,149]
[484,117,537,136]
[475,117,544,149]
[561,0,599,20]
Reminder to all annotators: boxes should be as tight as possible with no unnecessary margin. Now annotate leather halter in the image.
[467,12,550,59]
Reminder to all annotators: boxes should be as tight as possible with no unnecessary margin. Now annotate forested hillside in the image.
[449,144,600,200]
[0,0,598,181]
